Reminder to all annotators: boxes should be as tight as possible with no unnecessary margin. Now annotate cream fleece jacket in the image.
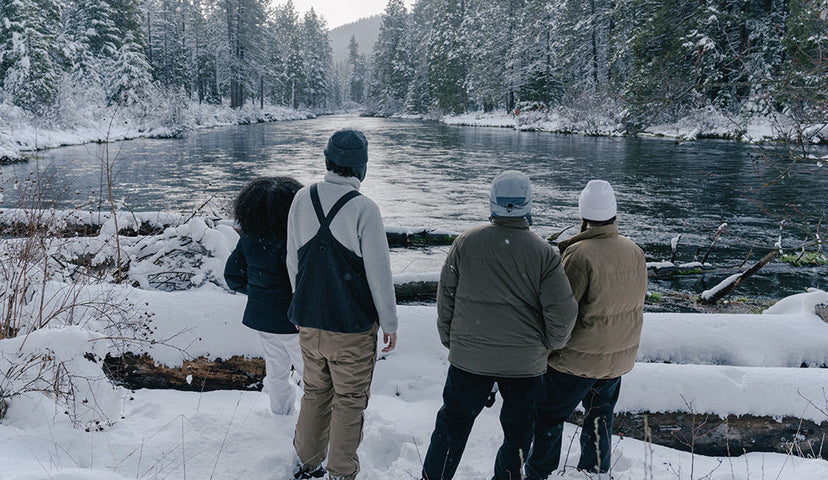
[286,172,398,334]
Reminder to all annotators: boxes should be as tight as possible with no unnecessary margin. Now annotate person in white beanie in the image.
[525,179,648,479]
[421,170,578,480]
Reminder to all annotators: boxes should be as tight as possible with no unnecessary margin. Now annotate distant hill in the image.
[329,15,382,65]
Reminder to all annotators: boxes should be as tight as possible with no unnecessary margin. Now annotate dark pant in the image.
[422,365,542,480]
[525,370,621,478]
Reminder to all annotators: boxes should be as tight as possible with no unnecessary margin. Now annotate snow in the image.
[0,102,317,162]
[441,108,827,145]
[701,272,742,300]
[764,288,828,316]
[2,213,827,479]
[2,293,828,479]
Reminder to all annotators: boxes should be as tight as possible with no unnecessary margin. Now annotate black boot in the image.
[293,463,326,479]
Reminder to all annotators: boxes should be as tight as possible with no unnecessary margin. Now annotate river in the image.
[2,114,826,300]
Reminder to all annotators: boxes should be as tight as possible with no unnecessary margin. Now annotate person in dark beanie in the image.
[525,180,648,480]
[421,170,578,480]
[224,176,304,415]
[287,129,398,480]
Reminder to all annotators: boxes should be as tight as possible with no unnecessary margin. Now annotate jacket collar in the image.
[491,216,530,230]
[558,223,619,252]
[324,171,361,191]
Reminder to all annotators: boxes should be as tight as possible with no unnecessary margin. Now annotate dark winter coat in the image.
[436,217,578,378]
[224,235,297,334]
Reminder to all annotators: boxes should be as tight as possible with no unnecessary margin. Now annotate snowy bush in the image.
[128,217,238,292]
[0,326,123,428]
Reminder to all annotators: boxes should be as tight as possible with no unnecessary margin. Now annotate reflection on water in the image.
[3,114,826,298]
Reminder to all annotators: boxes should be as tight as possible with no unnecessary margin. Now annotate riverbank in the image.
[1,206,827,477]
[1,284,827,479]
[0,102,317,163]
[440,106,828,144]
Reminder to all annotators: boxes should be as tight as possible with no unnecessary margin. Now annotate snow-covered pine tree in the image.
[425,0,468,114]
[347,35,368,104]
[216,0,267,108]
[781,0,828,122]
[0,0,62,114]
[623,0,707,128]
[65,0,123,92]
[513,0,558,109]
[462,0,511,112]
[145,0,191,92]
[371,0,412,114]
[107,32,154,108]
[298,8,332,109]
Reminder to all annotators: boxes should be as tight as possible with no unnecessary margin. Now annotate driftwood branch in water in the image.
[703,249,780,304]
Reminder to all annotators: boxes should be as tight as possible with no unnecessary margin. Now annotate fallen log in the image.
[385,227,457,247]
[574,411,827,460]
[0,212,457,246]
[103,352,266,392]
[102,352,827,459]
[395,279,439,301]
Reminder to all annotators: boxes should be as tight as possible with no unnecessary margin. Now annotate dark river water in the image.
[3,114,826,300]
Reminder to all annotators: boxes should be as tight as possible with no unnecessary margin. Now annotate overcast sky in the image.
[292,0,416,29]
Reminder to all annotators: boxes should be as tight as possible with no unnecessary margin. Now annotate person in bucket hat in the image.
[421,171,578,480]
[288,129,398,480]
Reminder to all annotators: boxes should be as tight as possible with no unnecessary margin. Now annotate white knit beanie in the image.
[490,170,532,222]
[579,180,617,221]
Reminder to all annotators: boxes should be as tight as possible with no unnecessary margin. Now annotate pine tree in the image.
[108,32,155,107]
[624,0,706,126]
[371,0,412,113]
[780,0,828,120]
[145,0,191,92]
[66,0,123,88]
[298,8,332,109]
[425,0,467,114]
[347,35,367,104]
[0,0,61,113]
[404,0,433,113]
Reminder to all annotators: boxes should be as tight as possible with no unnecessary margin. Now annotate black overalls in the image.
[288,183,379,333]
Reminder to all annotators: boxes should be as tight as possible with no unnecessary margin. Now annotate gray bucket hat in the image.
[490,170,532,223]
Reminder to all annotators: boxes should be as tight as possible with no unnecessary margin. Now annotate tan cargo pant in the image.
[293,324,378,479]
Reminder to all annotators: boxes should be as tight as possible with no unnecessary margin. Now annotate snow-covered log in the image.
[101,354,828,459]
[0,210,459,246]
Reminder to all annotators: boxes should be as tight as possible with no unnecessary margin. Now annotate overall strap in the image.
[310,183,362,230]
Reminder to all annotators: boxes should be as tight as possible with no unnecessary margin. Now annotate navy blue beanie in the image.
[324,129,368,167]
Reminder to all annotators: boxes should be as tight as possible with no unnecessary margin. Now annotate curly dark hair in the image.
[233,176,303,238]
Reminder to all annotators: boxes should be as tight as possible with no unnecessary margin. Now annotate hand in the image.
[382,332,397,353]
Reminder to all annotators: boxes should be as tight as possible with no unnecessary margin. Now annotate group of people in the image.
[223,129,648,480]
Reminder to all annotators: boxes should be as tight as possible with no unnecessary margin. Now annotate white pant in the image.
[258,331,303,415]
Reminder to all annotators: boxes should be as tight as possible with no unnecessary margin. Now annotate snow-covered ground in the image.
[0,101,316,162]
[1,212,827,479]
[441,108,827,144]
[1,282,827,479]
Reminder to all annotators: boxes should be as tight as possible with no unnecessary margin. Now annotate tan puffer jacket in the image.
[548,223,647,379]
[437,217,578,378]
